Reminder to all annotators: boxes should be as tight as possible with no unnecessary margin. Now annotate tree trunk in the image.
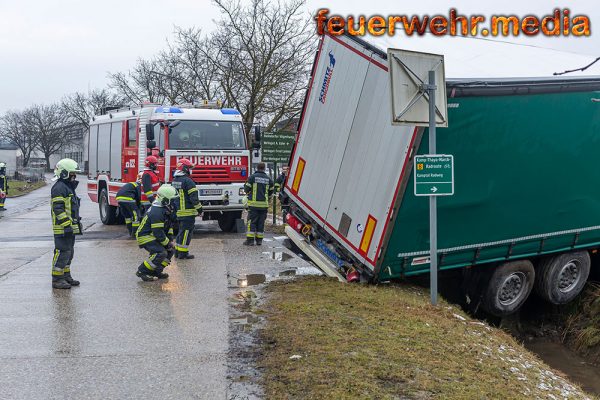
[45,154,52,172]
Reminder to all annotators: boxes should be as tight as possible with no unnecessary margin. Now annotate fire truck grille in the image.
[190,167,229,180]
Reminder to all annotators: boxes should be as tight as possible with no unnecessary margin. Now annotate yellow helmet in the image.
[54,158,81,180]
[156,184,179,202]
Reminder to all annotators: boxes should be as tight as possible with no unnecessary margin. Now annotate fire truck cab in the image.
[87,102,254,232]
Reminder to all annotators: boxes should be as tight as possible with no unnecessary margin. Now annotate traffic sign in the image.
[388,49,447,127]
[414,155,454,196]
[261,131,295,164]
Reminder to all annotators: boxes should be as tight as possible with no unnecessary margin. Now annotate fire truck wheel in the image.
[99,187,119,225]
[218,211,242,232]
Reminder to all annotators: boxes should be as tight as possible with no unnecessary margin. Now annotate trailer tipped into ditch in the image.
[284,33,600,316]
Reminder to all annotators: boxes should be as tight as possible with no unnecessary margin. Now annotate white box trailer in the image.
[284,33,600,315]
[285,35,418,272]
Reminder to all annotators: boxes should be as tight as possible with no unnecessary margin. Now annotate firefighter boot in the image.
[155,272,169,279]
[136,271,158,282]
[52,278,71,289]
[136,263,158,282]
[243,238,255,246]
[177,251,195,259]
[255,238,263,246]
[64,272,80,286]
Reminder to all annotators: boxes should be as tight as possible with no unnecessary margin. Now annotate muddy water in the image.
[262,251,293,261]
[524,339,600,396]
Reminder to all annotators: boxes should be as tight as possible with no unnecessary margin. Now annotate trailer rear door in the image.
[286,34,418,270]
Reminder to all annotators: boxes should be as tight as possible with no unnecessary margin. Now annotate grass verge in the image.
[6,180,46,197]
[563,283,600,364]
[260,277,594,399]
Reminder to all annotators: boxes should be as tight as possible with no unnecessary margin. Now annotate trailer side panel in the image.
[381,90,600,279]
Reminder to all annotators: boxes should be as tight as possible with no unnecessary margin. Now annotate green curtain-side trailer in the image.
[284,33,600,316]
[381,84,600,280]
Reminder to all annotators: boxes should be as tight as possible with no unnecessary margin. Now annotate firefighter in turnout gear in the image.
[0,162,8,210]
[275,166,289,223]
[141,155,160,210]
[244,163,274,246]
[172,158,202,259]
[116,173,143,238]
[135,184,179,281]
[51,158,82,289]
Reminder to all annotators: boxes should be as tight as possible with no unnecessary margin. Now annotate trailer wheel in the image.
[534,251,590,305]
[218,211,242,232]
[482,260,535,317]
[99,188,118,225]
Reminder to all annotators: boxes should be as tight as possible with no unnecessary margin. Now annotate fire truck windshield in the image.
[168,120,246,150]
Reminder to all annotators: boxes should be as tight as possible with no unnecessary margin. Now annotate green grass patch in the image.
[260,277,593,399]
[564,283,600,364]
[6,180,46,197]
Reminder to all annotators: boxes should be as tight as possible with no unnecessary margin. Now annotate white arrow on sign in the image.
[431,186,438,193]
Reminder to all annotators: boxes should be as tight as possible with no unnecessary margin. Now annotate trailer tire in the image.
[482,260,535,317]
[218,211,242,232]
[534,251,590,305]
[99,188,119,225]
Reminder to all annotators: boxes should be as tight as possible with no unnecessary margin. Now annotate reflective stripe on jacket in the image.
[0,175,8,193]
[172,175,202,218]
[116,182,141,204]
[51,180,81,237]
[244,171,274,209]
[136,204,170,246]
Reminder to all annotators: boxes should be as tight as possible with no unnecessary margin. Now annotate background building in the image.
[0,140,21,175]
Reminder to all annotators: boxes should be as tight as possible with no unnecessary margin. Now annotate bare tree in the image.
[107,0,315,143]
[109,58,166,105]
[27,104,69,171]
[0,110,38,167]
[62,89,123,130]
[209,0,315,135]
[171,27,224,102]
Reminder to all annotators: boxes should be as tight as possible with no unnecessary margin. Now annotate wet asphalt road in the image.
[0,179,312,399]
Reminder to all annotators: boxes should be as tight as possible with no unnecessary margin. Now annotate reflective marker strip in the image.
[291,158,306,193]
[359,215,377,255]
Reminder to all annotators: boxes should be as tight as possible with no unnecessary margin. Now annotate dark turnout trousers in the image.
[247,207,268,242]
[52,234,76,280]
[138,240,172,276]
[119,202,142,237]
[175,217,195,254]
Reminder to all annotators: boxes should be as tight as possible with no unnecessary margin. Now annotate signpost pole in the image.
[428,70,438,306]
[273,162,277,225]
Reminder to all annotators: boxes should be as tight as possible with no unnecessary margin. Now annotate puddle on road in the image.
[524,339,600,396]
[262,251,293,261]
[229,274,267,288]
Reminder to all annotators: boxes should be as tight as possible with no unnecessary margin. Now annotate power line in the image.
[554,57,600,76]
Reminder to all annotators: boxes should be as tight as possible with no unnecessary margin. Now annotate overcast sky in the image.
[0,0,598,114]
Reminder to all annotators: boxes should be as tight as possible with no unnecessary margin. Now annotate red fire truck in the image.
[87,102,259,231]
